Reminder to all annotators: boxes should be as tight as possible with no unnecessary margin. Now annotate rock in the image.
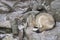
[51,1,60,11]
[0,2,10,13]
[50,0,60,22]
[1,0,17,7]
[13,2,30,9]
[1,0,17,12]
[0,14,6,22]
[30,0,42,11]
[43,0,54,6]
[0,14,11,28]
[13,1,32,13]
[2,34,19,40]
[7,11,23,20]
[2,34,13,40]
[13,0,42,11]
[0,21,11,28]
[20,0,29,2]
[0,34,6,38]
[53,11,60,22]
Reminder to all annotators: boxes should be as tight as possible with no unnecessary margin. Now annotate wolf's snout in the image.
[35,29,41,33]
[33,27,41,33]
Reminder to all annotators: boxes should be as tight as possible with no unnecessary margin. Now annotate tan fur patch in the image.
[36,13,55,32]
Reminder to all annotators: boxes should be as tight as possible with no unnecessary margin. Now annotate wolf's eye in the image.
[22,19,24,22]
[22,19,26,23]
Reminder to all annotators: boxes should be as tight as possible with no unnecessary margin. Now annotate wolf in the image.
[35,13,55,32]
[17,12,55,40]
[18,12,55,32]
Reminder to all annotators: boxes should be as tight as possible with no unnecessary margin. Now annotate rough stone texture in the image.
[0,14,6,22]
[0,14,11,28]
[2,34,19,40]
[0,2,10,13]
[0,0,15,13]
[0,21,11,28]
[7,11,23,20]
[1,0,17,7]
[2,34,13,40]
[51,0,60,22]
[30,0,42,11]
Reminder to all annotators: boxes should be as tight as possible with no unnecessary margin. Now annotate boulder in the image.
[51,0,60,22]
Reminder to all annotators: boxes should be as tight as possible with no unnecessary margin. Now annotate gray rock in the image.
[0,2,10,13]
[51,1,60,11]
[0,21,11,28]
[0,0,17,12]
[1,0,17,7]
[0,34,6,38]
[1,34,19,40]
[50,0,60,22]
[14,0,42,11]
[30,0,42,11]
[20,0,29,2]
[2,34,13,40]
[0,14,6,22]
[0,34,19,40]
[7,11,23,20]
[13,2,30,8]
[13,1,32,13]
[0,14,11,28]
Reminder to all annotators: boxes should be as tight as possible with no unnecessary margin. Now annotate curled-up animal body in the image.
[35,13,55,32]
